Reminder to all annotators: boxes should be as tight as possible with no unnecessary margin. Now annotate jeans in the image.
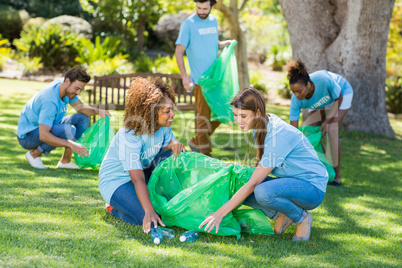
[109,149,174,225]
[244,176,325,225]
[18,113,90,155]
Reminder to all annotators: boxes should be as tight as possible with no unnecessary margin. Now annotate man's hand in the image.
[68,140,89,157]
[98,109,111,119]
[219,40,234,49]
[182,76,194,92]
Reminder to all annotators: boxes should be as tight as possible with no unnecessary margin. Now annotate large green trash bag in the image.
[298,126,335,183]
[73,116,115,169]
[198,40,240,124]
[148,152,274,239]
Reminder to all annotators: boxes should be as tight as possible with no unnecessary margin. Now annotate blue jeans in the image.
[244,176,325,225]
[18,113,90,155]
[109,149,174,225]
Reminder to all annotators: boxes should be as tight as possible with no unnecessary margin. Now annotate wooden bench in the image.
[87,73,196,122]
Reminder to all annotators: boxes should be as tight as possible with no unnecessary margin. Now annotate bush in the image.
[17,56,43,75]
[86,56,133,77]
[277,78,292,99]
[156,55,189,75]
[0,5,30,41]
[13,24,83,71]
[385,76,402,114]
[0,35,13,71]
[76,36,126,66]
[249,70,267,93]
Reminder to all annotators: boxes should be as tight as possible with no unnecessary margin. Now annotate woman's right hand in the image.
[142,210,165,233]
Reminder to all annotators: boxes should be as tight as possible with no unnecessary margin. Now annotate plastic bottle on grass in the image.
[151,225,163,244]
[161,227,175,239]
[180,230,199,242]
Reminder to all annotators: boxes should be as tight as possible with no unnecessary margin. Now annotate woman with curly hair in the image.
[286,59,354,186]
[99,77,185,232]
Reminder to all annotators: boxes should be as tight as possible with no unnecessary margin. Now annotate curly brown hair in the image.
[286,59,310,86]
[123,77,177,135]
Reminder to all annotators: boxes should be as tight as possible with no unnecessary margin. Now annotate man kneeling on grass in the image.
[17,67,110,169]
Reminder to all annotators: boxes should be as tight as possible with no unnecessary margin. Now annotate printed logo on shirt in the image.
[198,27,217,35]
[59,104,68,114]
[311,96,331,109]
[140,142,163,160]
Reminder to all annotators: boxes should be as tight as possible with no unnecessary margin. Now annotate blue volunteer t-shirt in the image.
[256,114,328,193]
[289,70,352,121]
[17,79,79,139]
[98,126,175,204]
[175,13,219,84]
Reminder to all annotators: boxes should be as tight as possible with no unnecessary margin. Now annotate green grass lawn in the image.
[0,78,401,267]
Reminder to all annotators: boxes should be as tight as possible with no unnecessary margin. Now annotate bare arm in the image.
[175,44,193,92]
[199,165,274,233]
[320,92,343,135]
[39,124,89,157]
[129,169,165,232]
[290,120,299,128]
[70,100,111,118]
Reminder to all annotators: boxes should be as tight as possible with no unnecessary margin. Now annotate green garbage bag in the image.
[198,40,240,123]
[148,152,273,239]
[73,116,115,169]
[298,126,335,183]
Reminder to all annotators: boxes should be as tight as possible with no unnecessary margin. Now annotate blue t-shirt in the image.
[289,70,353,121]
[175,13,219,84]
[256,114,328,193]
[98,126,175,204]
[17,79,79,139]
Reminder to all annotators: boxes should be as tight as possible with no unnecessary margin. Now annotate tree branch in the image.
[239,0,249,12]
[215,0,236,27]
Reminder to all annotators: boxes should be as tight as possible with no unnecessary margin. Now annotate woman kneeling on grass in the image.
[99,77,185,233]
[199,87,328,241]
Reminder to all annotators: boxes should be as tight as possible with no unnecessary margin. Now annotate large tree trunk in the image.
[216,0,250,90]
[279,0,395,136]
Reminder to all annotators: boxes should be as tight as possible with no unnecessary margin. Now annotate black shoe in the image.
[329,180,342,186]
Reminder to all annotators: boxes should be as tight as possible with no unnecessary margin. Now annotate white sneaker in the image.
[56,161,80,169]
[25,151,47,169]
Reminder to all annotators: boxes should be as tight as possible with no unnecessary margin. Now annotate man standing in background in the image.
[175,0,231,157]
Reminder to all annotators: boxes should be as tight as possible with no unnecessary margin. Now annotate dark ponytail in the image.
[286,59,310,85]
[231,87,268,166]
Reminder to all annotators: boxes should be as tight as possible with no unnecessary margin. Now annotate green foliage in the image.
[240,2,291,68]
[277,78,292,99]
[387,1,402,77]
[2,0,87,19]
[13,24,83,71]
[22,17,46,31]
[249,70,267,93]
[86,56,133,77]
[156,55,189,75]
[17,56,43,75]
[133,54,188,74]
[0,4,30,41]
[0,35,13,71]
[76,36,125,66]
[134,53,160,73]
[267,44,291,71]
[81,0,163,59]
[385,75,402,114]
